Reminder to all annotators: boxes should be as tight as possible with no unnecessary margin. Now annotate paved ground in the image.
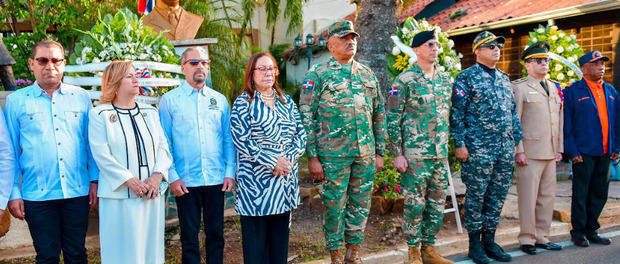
[451,225,620,264]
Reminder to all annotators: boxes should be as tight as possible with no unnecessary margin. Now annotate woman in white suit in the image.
[88,60,172,264]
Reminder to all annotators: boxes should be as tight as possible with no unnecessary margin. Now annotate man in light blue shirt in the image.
[4,40,98,264]
[159,46,236,264]
[0,106,15,220]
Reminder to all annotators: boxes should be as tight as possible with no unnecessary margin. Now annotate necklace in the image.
[260,89,276,101]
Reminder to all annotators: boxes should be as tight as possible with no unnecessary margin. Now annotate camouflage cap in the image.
[472,31,505,52]
[327,20,360,38]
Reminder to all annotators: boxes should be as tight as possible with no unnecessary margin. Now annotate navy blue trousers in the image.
[23,195,90,264]
[570,154,611,238]
[241,211,291,264]
[176,184,225,264]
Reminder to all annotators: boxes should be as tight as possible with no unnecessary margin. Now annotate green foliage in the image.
[373,152,402,199]
[239,0,309,45]
[523,24,585,87]
[68,8,178,96]
[184,0,249,103]
[2,32,54,81]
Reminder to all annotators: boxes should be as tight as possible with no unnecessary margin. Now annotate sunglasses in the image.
[254,66,277,74]
[422,41,441,48]
[528,57,551,64]
[34,57,65,66]
[184,59,210,66]
[481,42,504,50]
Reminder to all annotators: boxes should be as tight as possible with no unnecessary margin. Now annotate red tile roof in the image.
[423,0,602,31]
[397,0,436,20]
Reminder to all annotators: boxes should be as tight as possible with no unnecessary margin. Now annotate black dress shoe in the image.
[520,244,536,255]
[586,234,612,245]
[535,242,562,250]
[571,236,590,247]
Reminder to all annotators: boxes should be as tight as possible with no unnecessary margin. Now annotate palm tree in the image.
[239,0,307,48]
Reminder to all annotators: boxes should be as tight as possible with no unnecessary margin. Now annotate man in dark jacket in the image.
[564,50,620,247]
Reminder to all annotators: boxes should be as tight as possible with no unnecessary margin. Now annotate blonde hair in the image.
[100,60,134,104]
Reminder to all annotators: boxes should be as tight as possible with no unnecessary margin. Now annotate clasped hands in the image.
[273,156,292,176]
[126,172,163,199]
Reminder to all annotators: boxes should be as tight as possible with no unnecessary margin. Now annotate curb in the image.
[303,221,570,264]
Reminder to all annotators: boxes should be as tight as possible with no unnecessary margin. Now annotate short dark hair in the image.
[31,39,65,58]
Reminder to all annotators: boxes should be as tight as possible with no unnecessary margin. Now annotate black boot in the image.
[482,230,511,262]
[468,232,491,264]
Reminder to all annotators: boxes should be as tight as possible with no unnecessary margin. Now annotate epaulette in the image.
[511,77,527,84]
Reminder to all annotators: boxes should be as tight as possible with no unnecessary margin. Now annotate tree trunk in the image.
[355,0,399,95]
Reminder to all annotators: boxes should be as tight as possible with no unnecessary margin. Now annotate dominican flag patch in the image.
[303,81,314,90]
[554,82,564,101]
[454,87,466,97]
[389,86,399,96]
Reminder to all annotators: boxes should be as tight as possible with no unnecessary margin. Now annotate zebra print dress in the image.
[230,91,307,216]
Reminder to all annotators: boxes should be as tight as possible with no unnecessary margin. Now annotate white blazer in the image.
[89,102,172,199]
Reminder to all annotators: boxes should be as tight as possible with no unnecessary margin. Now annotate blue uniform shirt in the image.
[0,107,16,209]
[159,81,236,187]
[4,82,98,201]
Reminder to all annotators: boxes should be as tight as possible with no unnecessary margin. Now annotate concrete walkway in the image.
[304,180,620,264]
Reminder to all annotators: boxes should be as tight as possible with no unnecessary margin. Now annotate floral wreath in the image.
[386,17,462,80]
[523,24,584,87]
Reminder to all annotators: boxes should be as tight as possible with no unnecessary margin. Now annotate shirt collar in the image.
[155,5,182,21]
[181,81,209,96]
[32,81,66,97]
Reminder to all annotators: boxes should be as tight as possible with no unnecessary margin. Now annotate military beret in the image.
[411,30,436,48]
[521,41,550,61]
[578,50,610,67]
[472,31,505,52]
[328,20,360,39]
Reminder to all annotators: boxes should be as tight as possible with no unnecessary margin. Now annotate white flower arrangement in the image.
[523,24,585,87]
[386,17,462,78]
[69,8,179,96]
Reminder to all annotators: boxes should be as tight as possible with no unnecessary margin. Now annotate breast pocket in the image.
[19,111,45,133]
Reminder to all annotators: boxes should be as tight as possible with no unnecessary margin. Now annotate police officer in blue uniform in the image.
[450,31,523,264]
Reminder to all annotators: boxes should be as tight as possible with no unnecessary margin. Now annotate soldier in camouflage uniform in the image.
[299,20,387,264]
[450,31,523,264]
[386,30,453,264]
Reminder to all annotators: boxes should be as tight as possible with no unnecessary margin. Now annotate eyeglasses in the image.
[184,59,210,66]
[34,57,65,66]
[254,66,277,74]
[423,41,441,48]
[528,57,551,64]
[481,42,504,50]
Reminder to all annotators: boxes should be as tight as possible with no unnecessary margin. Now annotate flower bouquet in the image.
[523,24,585,87]
[386,17,462,79]
[69,8,179,96]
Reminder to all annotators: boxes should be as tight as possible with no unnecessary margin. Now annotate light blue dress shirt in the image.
[0,107,15,210]
[159,81,236,187]
[4,82,98,201]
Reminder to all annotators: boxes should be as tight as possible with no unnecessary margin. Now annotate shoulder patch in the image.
[454,87,466,97]
[511,77,527,84]
[302,80,314,90]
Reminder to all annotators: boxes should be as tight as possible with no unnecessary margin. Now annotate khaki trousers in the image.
[516,159,557,245]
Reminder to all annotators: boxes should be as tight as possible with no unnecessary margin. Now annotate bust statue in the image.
[143,0,204,41]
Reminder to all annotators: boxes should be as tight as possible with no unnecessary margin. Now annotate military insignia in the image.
[454,87,466,97]
[109,113,117,123]
[303,81,314,90]
[388,86,399,96]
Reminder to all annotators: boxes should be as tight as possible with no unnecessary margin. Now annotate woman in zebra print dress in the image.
[231,52,307,264]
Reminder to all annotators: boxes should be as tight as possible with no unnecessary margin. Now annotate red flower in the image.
[396,185,401,193]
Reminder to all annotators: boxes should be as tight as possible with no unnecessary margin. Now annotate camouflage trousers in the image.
[461,151,514,233]
[402,158,449,246]
[317,155,375,250]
